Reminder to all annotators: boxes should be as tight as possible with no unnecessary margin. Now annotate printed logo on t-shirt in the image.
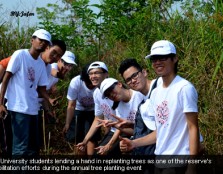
[101,103,115,121]
[127,110,136,121]
[28,67,35,88]
[80,97,94,108]
[156,100,169,127]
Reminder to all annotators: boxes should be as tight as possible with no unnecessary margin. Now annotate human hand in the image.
[0,105,7,119]
[110,114,134,129]
[76,142,87,152]
[49,96,62,106]
[62,124,70,134]
[57,66,68,79]
[96,118,115,128]
[95,144,112,155]
[119,136,135,153]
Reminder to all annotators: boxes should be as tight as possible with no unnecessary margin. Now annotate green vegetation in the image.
[0,0,222,154]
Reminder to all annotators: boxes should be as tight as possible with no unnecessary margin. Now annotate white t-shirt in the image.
[6,49,48,115]
[148,75,198,155]
[45,63,52,79]
[67,75,96,111]
[140,78,162,130]
[116,90,144,122]
[47,63,58,90]
[94,88,116,132]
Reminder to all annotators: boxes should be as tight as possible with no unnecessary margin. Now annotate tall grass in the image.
[96,0,223,154]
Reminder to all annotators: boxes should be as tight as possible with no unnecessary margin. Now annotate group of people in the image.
[0,29,77,157]
[0,28,202,173]
[63,40,202,173]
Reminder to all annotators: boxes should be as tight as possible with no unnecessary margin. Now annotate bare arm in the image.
[63,100,76,133]
[37,86,58,106]
[0,72,12,116]
[0,65,6,82]
[95,129,121,155]
[51,68,58,77]
[120,130,156,152]
[186,112,199,155]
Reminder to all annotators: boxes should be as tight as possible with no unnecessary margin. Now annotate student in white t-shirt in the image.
[118,58,161,156]
[0,29,57,157]
[76,61,117,155]
[63,64,100,155]
[41,51,76,124]
[0,39,66,157]
[95,77,144,155]
[47,51,77,91]
[120,40,200,174]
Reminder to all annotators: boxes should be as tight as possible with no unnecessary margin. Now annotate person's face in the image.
[47,45,64,64]
[104,82,122,102]
[88,68,108,87]
[122,66,147,92]
[32,37,50,52]
[57,59,74,77]
[150,56,177,77]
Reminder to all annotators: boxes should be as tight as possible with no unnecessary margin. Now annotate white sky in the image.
[0,0,101,28]
[1,0,182,28]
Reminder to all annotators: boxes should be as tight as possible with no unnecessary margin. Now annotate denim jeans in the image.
[10,111,39,157]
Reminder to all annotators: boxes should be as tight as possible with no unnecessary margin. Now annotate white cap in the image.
[145,40,176,59]
[32,29,52,45]
[61,51,77,65]
[100,78,118,99]
[87,61,108,73]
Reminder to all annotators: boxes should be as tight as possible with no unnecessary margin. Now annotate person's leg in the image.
[11,111,38,157]
[29,114,39,156]
[11,111,30,157]
[0,117,6,155]
[4,112,12,157]
[85,111,100,155]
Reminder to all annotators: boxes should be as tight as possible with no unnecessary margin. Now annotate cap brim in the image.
[145,55,151,59]
[34,35,52,45]
[63,59,77,65]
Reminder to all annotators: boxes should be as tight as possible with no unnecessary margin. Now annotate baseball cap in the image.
[145,40,176,59]
[61,51,77,65]
[100,78,118,99]
[32,29,52,45]
[87,61,108,73]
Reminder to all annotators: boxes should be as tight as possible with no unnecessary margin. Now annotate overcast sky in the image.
[0,0,100,28]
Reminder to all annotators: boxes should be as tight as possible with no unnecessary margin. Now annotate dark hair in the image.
[118,58,143,76]
[169,54,178,74]
[80,63,92,84]
[51,40,66,53]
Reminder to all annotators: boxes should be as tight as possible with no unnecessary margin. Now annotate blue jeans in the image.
[10,111,39,157]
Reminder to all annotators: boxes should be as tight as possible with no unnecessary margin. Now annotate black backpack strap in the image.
[112,101,120,110]
[148,77,159,99]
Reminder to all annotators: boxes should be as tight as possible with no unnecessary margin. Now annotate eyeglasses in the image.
[150,56,169,63]
[62,59,73,68]
[88,71,104,76]
[124,71,141,85]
